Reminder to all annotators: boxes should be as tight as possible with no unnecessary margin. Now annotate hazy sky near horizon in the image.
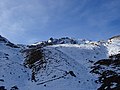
[0,0,120,44]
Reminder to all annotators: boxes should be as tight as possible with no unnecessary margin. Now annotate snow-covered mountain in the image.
[0,35,120,90]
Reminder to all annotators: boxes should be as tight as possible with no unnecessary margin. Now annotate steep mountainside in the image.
[0,35,120,90]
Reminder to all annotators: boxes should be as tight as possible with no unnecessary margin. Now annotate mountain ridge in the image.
[0,35,120,90]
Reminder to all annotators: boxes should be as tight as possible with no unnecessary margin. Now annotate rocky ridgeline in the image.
[0,35,19,48]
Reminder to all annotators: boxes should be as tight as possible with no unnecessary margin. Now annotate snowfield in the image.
[0,35,120,90]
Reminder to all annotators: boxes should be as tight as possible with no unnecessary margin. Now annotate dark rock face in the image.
[110,35,120,39]
[24,47,46,81]
[0,35,8,43]
[24,48,45,69]
[69,71,76,77]
[91,54,120,90]
[48,37,77,44]
[6,42,19,48]
[10,86,19,90]
[0,86,7,90]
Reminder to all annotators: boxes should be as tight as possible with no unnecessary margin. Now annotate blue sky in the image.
[0,0,120,44]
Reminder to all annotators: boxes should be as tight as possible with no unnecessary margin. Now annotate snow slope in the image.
[0,35,120,90]
[0,43,30,90]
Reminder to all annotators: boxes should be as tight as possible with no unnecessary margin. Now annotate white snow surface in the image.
[0,37,120,90]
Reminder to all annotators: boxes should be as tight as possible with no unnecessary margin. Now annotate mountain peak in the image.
[108,35,120,44]
[109,35,120,40]
[0,35,19,48]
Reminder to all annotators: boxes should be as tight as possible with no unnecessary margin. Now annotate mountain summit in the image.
[0,35,120,90]
[0,35,19,48]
